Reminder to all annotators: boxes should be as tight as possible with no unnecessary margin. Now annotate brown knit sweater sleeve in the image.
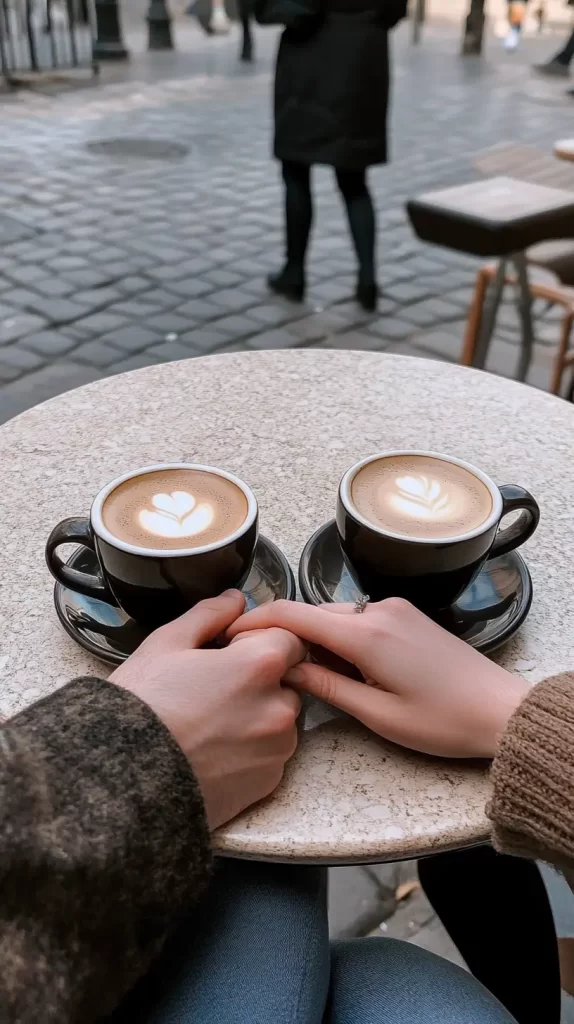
[0,676,213,1024]
[488,671,574,872]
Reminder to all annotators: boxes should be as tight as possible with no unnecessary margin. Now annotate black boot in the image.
[268,268,305,302]
[533,57,570,78]
[355,275,379,312]
[240,36,253,61]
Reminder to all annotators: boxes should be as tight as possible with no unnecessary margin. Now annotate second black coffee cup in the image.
[46,463,259,629]
[336,450,540,615]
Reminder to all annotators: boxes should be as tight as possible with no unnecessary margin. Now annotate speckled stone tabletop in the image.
[1,350,573,864]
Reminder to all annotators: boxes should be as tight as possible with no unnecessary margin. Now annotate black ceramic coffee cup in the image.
[46,463,259,629]
[336,450,540,616]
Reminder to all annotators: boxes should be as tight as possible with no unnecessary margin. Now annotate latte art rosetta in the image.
[139,491,214,539]
[350,454,493,540]
[388,475,455,522]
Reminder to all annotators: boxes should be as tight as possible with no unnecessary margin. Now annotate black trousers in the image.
[237,0,252,46]
[418,845,561,1024]
[281,160,376,283]
[556,26,574,66]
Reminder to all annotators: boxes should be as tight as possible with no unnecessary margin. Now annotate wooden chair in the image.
[461,263,574,395]
[464,144,574,395]
[407,176,574,384]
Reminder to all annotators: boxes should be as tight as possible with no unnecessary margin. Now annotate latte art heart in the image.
[101,467,250,551]
[389,475,454,522]
[152,490,196,518]
[139,491,215,539]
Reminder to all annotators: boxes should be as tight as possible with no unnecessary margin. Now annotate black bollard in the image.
[147,0,174,50]
[93,0,130,59]
[461,0,485,55]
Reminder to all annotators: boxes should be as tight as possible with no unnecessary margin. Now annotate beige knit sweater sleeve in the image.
[488,672,574,872]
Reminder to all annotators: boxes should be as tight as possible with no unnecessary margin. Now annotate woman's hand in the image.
[226,598,529,759]
[111,591,307,830]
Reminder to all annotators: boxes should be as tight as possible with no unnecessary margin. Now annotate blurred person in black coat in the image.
[256,0,407,311]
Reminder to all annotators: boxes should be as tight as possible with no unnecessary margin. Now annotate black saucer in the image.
[54,535,296,666]
[299,520,533,654]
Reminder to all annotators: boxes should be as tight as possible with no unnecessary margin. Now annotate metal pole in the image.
[0,0,16,85]
[412,0,425,45]
[0,0,17,74]
[513,253,535,382]
[147,0,173,50]
[92,0,129,59]
[24,0,39,71]
[462,0,485,55]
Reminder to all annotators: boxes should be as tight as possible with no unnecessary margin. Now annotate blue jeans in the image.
[110,860,516,1023]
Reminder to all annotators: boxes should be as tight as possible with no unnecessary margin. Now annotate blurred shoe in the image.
[187,2,214,34]
[503,27,520,51]
[268,269,305,302]
[355,278,379,313]
[533,58,570,77]
[211,4,231,33]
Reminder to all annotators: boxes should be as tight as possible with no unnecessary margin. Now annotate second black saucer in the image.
[54,534,296,666]
[299,520,532,654]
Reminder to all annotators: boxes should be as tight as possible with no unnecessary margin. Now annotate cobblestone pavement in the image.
[3,20,574,1006]
[1,20,574,423]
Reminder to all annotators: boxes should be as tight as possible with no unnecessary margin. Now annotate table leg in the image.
[513,253,535,383]
[472,259,506,369]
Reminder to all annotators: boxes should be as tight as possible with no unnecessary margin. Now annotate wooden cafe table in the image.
[1,350,572,863]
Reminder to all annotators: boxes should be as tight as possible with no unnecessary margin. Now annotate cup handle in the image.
[490,485,540,559]
[45,517,117,604]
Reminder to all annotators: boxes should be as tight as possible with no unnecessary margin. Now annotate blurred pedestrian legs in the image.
[504,0,528,50]
[187,0,253,56]
[533,4,574,78]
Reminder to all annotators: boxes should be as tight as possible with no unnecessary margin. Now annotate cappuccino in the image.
[102,468,249,550]
[350,454,493,540]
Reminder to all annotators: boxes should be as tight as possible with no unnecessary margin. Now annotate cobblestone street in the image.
[2,19,574,423]
[3,15,574,1016]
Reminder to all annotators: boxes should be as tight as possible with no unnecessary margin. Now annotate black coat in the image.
[270,0,407,170]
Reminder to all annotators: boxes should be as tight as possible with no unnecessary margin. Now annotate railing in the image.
[0,0,97,83]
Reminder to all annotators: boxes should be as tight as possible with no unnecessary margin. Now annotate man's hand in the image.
[111,591,307,829]
[227,598,529,759]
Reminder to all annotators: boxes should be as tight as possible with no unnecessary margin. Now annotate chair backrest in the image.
[473,142,574,192]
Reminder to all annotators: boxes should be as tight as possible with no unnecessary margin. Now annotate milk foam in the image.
[351,455,493,540]
[101,468,249,551]
[388,474,459,524]
[139,491,215,539]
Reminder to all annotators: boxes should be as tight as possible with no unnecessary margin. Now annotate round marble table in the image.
[2,350,574,864]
